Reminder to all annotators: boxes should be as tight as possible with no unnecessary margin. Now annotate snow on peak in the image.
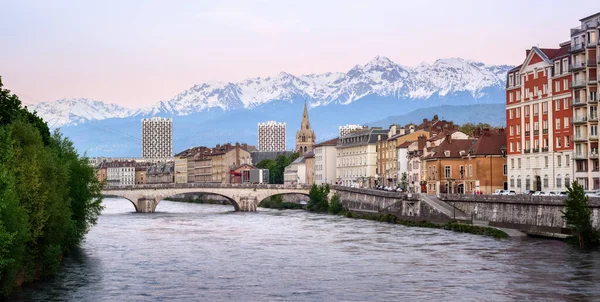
[31,56,513,128]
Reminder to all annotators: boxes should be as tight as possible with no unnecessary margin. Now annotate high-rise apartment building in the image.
[257,121,286,151]
[506,44,573,193]
[339,124,367,137]
[142,117,173,158]
[570,13,599,190]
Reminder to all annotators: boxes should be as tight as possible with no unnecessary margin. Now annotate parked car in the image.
[499,190,516,195]
[532,191,543,196]
[396,187,403,192]
[492,189,503,195]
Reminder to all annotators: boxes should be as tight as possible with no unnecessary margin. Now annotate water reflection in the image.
[11,198,600,301]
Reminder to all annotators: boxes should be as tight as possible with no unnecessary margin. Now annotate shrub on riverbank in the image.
[343,212,509,239]
[0,78,103,296]
[562,182,599,248]
[259,195,304,210]
[307,184,330,213]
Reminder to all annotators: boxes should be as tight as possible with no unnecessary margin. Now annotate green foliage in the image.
[459,122,492,135]
[259,195,304,210]
[0,77,104,296]
[255,152,300,184]
[328,193,343,215]
[307,184,330,213]
[562,182,599,248]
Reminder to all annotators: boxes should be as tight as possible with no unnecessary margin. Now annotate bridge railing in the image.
[331,185,420,200]
[103,183,312,191]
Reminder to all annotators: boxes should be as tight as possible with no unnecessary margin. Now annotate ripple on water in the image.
[10,198,600,301]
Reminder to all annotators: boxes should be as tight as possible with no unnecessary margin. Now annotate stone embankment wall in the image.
[441,194,600,234]
[331,186,450,223]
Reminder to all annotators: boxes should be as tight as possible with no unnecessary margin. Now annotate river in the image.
[11,198,600,301]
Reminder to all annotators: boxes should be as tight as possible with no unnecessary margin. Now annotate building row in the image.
[506,12,599,192]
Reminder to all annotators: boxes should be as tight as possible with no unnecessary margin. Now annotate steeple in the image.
[295,100,316,155]
[301,101,310,130]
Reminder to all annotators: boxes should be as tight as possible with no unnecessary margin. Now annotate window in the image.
[517,141,521,152]
[525,106,530,116]
[509,93,513,103]
[518,158,521,169]
[544,175,549,188]
[543,84,547,95]
[503,165,507,176]
[517,176,522,188]
[526,88,531,98]
[556,118,561,130]
[566,154,570,167]
[563,99,569,109]
[516,108,521,118]
[469,165,473,177]
[534,104,539,116]
[445,166,451,178]
[543,120,548,130]
[511,158,515,169]
[510,142,514,152]
[543,101,548,114]
[555,99,560,111]
[510,126,514,135]
[564,117,569,128]
[565,136,570,148]
[554,62,560,75]
[516,91,521,100]
[534,121,539,131]
[526,177,531,190]
[517,124,521,135]
[509,110,514,119]
[556,137,562,148]
[557,155,562,167]
[563,79,568,90]
[510,177,515,188]
[555,81,560,92]
[545,156,549,168]
[509,74,514,86]
[556,175,562,188]
[565,174,570,187]
[534,70,538,79]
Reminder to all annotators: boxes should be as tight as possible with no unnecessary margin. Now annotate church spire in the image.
[301,101,310,129]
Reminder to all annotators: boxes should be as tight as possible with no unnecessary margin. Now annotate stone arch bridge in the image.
[102,183,312,212]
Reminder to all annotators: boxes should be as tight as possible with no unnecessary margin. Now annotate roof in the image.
[290,156,306,165]
[303,151,315,159]
[338,128,388,147]
[147,162,174,174]
[579,12,600,21]
[425,129,506,159]
[396,141,413,149]
[250,151,295,163]
[314,137,338,147]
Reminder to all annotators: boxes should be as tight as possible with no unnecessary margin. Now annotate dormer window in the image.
[444,150,451,157]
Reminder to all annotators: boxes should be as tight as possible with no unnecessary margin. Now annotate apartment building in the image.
[424,129,507,196]
[314,138,338,185]
[147,162,175,184]
[570,13,600,189]
[176,143,253,184]
[506,44,574,193]
[103,160,136,186]
[336,127,388,188]
[339,124,367,137]
[258,121,286,151]
[141,117,173,158]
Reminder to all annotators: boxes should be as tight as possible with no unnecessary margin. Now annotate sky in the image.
[1,0,598,108]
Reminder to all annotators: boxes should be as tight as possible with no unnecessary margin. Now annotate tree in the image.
[401,172,408,190]
[308,184,330,213]
[255,152,300,184]
[328,193,343,215]
[561,182,598,248]
[459,122,492,136]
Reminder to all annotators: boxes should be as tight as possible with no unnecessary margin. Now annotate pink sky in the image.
[1,0,597,108]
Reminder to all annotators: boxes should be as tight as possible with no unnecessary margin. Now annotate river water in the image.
[11,198,600,301]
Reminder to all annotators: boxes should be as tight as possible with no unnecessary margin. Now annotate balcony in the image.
[542,146,549,152]
[525,131,530,136]
[534,130,539,135]
[590,115,599,122]
[572,80,586,88]
[523,149,531,154]
[590,133,599,140]
[590,97,598,103]
[570,43,585,53]
[591,150,599,159]
[573,116,588,124]
[543,129,548,135]
[587,41,598,48]
[588,59,598,67]
[573,134,588,142]
[588,78,598,85]
[573,98,587,106]
[532,148,540,153]
[574,153,588,160]
[571,62,586,71]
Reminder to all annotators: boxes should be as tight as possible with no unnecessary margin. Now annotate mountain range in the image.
[25,56,513,157]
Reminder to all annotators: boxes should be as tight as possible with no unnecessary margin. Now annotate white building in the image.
[105,161,136,186]
[314,138,338,185]
[284,156,306,185]
[336,127,388,188]
[258,121,286,151]
[339,124,367,138]
[142,117,173,158]
[396,141,411,189]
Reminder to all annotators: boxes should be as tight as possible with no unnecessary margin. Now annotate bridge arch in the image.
[153,192,241,212]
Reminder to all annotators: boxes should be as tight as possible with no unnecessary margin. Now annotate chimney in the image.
[235,143,240,166]
[484,128,490,136]
[446,133,452,144]
[418,135,427,150]
[423,118,428,124]
[399,128,406,136]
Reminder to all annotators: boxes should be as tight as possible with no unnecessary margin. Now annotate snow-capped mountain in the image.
[28,56,513,128]
[27,98,136,128]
